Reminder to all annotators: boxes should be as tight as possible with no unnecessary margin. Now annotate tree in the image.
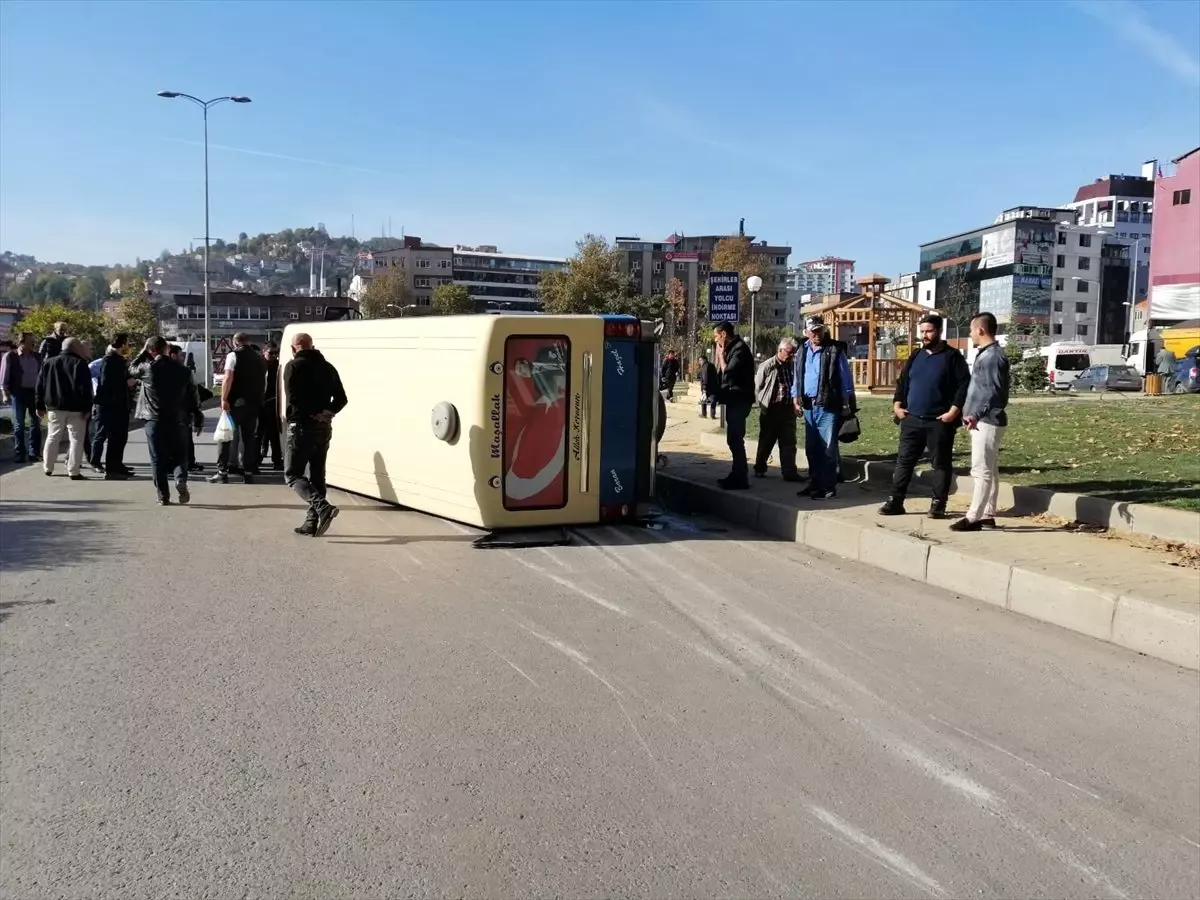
[537,234,634,315]
[432,283,475,316]
[602,294,667,320]
[11,304,112,351]
[710,236,770,321]
[360,270,410,319]
[939,273,976,340]
[116,277,159,338]
[71,274,109,310]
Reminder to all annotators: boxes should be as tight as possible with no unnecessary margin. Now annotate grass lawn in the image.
[744,394,1200,511]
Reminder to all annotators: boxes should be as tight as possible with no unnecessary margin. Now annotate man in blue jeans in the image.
[713,322,756,491]
[0,332,43,464]
[792,315,855,500]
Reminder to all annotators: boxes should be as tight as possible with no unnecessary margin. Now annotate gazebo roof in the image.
[801,291,932,317]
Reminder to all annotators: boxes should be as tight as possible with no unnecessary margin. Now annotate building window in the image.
[774,256,787,266]
[415,277,431,288]
[1076,280,1089,293]
[1054,277,1064,291]
[1075,301,1088,313]
[1173,189,1192,206]
[1078,257,1090,270]
[416,259,431,269]
[1075,324,1089,336]
[1057,231,1067,245]
[438,259,451,269]
[1052,323,1063,335]
[289,312,299,320]
[1079,233,1092,247]
[1053,300,1063,312]
[924,289,932,303]
[653,261,662,273]
[1056,254,1066,268]
[314,306,323,315]
[304,306,312,315]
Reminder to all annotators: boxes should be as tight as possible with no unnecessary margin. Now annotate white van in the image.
[1124,328,1161,376]
[1024,342,1093,390]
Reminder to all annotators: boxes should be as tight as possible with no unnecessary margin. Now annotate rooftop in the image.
[1072,175,1155,203]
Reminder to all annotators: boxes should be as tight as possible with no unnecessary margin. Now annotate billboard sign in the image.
[708,271,741,322]
[664,251,700,262]
[980,228,1015,269]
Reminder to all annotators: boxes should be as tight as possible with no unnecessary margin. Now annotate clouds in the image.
[1072,0,1200,87]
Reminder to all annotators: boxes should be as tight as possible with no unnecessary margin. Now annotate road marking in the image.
[809,805,947,899]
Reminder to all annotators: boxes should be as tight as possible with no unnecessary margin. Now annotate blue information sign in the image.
[708,271,740,323]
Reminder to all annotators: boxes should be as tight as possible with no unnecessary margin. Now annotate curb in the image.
[696,431,1200,546]
[656,472,1200,671]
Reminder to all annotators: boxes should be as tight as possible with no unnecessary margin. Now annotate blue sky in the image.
[2,0,1198,277]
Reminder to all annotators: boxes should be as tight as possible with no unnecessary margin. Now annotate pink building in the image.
[1149,147,1200,323]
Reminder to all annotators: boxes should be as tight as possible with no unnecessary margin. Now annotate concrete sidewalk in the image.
[657,406,1200,671]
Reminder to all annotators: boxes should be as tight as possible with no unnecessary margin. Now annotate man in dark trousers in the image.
[210,332,266,484]
[753,336,800,481]
[659,350,680,402]
[880,312,971,519]
[92,333,135,480]
[713,322,755,491]
[0,332,43,464]
[791,316,855,500]
[696,352,718,418]
[130,337,201,506]
[257,342,284,470]
[284,332,348,537]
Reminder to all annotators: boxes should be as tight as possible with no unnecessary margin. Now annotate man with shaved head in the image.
[39,321,68,359]
[283,332,347,536]
[210,331,266,484]
[35,336,93,479]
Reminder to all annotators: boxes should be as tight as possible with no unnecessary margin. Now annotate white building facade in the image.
[787,257,857,296]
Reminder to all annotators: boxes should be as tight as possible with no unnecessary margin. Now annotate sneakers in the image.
[207,472,228,484]
[809,489,837,501]
[68,474,85,482]
[90,463,105,474]
[156,496,171,506]
[314,503,339,536]
[878,496,906,516]
[177,485,190,505]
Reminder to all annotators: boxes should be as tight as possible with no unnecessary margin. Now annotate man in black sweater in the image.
[92,333,135,479]
[257,343,284,470]
[713,322,755,490]
[130,337,203,505]
[211,332,266,484]
[880,312,971,519]
[284,333,348,536]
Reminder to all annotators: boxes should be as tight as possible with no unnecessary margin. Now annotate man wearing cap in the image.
[753,336,801,481]
[791,315,854,500]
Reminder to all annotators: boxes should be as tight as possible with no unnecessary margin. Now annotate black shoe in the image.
[295,519,317,536]
[753,469,767,479]
[314,503,339,536]
[90,463,105,474]
[120,465,136,475]
[949,517,983,532]
[69,474,85,481]
[809,489,837,501]
[207,472,228,484]
[43,469,52,477]
[928,502,948,520]
[243,472,256,485]
[189,463,204,473]
[717,476,750,491]
[878,497,906,516]
[104,472,130,481]
[156,496,171,506]
[782,473,803,483]
[979,518,997,530]
[177,485,190,505]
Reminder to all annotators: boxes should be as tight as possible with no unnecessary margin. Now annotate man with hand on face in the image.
[712,322,755,491]
[880,312,971,519]
[130,337,201,506]
[283,333,347,537]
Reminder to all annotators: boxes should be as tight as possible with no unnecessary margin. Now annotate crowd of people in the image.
[0,323,349,537]
[704,310,1009,532]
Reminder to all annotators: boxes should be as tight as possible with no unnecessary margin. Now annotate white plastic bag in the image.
[213,411,235,443]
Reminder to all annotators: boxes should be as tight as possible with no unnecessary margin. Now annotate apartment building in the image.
[616,233,792,326]
[1048,224,1130,344]
[1149,146,1200,324]
[365,235,454,307]
[787,257,857,296]
[451,245,565,312]
[1065,165,1154,284]
[172,291,348,349]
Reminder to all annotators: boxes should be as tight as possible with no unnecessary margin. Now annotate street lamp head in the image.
[156,90,180,98]
[746,275,763,294]
[230,96,252,103]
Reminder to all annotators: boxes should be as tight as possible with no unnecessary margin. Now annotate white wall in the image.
[1050,224,1104,341]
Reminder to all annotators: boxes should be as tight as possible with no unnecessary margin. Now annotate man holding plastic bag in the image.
[209,333,266,485]
[130,337,202,506]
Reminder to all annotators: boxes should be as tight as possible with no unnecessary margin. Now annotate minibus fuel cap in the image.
[431,402,459,442]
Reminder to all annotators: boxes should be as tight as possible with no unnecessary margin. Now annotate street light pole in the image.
[746,275,763,355]
[156,90,252,388]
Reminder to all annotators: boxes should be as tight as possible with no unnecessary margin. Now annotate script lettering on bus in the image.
[489,394,502,459]
[570,393,582,461]
[608,347,625,376]
[610,469,624,494]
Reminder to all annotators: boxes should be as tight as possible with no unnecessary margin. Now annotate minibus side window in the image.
[502,336,571,510]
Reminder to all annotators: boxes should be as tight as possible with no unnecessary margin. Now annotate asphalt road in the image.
[1,419,1198,899]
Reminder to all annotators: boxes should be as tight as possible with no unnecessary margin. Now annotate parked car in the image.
[1173,346,1200,393]
[1070,364,1143,392]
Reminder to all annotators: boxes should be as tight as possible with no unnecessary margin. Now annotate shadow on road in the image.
[328,534,480,546]
[0,599,56,623]
[0,510,113,575]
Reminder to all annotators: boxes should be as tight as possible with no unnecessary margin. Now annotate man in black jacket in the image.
[284,333,348,536]
[35,337,94,479]
[695,353,718,418]
[38,322,68,360]
[257,343,283,470]
[130,337,203,506]
[880,312,971,519]
[211,332,266,484]
[91,333,135,479]
[713,322,754,490]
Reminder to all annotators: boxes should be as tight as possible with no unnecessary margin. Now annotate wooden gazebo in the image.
[800,274,938,393]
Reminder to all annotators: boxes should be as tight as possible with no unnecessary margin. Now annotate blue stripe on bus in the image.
[600,338,639,508]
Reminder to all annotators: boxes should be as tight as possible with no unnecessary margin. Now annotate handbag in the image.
[838,414,861,444]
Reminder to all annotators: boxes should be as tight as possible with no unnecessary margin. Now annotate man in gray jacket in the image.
[952,312,1010,532]
[753,337,800,481]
